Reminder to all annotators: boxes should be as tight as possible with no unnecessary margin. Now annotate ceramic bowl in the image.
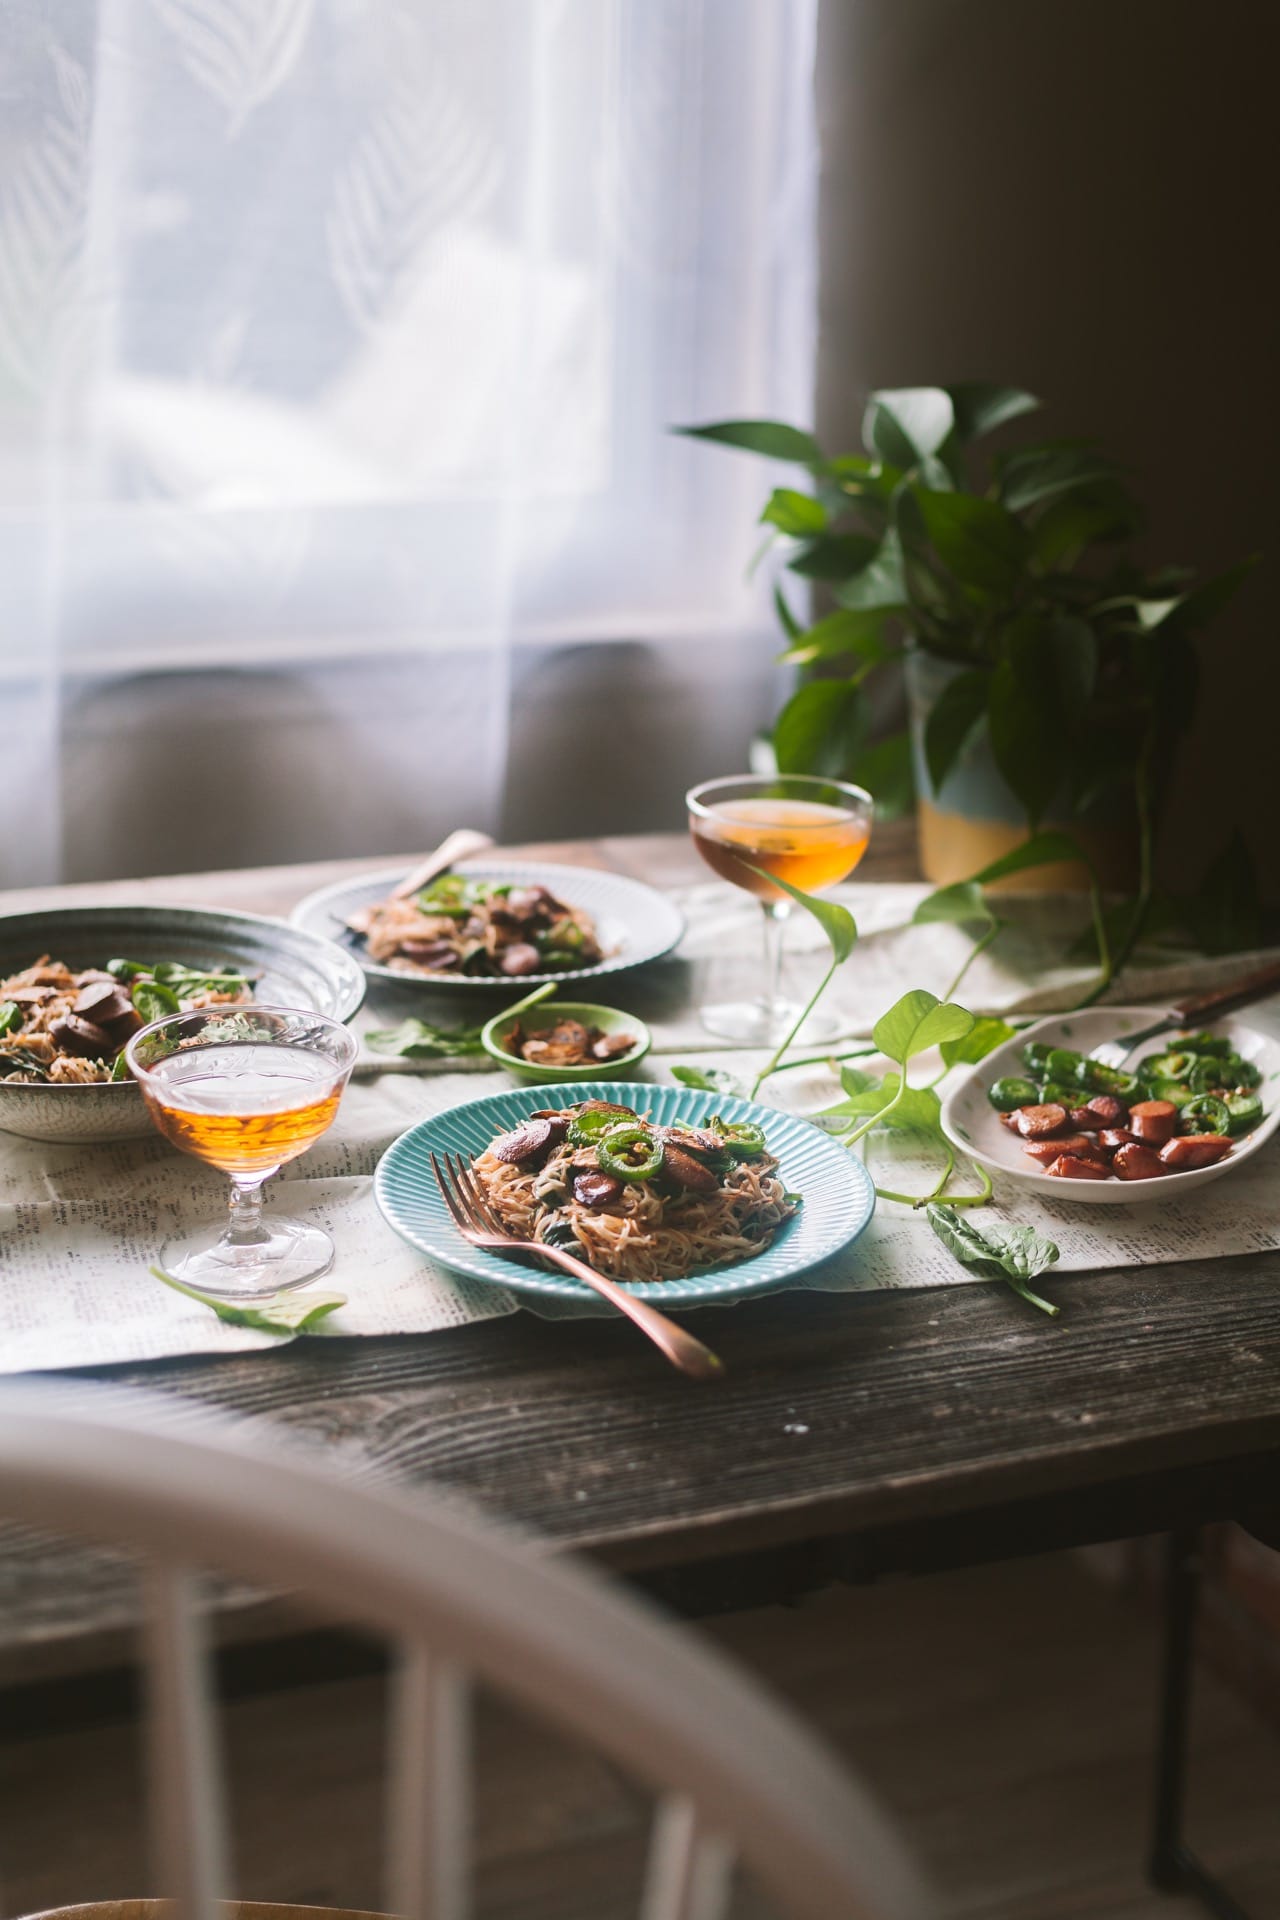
[940,1004,1280,1205]
[0,905,365,1145]
[480,1001,651,1083]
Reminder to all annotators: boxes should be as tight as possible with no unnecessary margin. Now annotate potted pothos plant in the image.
[679,384,1254,948]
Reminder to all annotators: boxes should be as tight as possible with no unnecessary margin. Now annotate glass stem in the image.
[226,1174,273,1247]
[760,900,791,1018]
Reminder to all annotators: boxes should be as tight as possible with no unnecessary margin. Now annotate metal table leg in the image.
[1148,1527,1253,1919]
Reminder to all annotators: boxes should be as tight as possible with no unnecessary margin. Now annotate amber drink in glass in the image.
[127,1007,358,1298]
[687,774,872,1042]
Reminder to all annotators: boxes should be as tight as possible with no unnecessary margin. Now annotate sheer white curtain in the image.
[0,0,817,885]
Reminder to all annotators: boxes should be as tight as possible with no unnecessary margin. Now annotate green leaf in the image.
[671,1064,749,1098]
[151,1268,347,1334]
[778,607,890,667]
[787,533,880,580]
[848,729,914,820]
[840,1063,879,1096]
[834,529,907,610]
[998,445,1116,513]
[774,679,866,780]
[940,1016,1016,1068]
[1031,480,1141,566]
[132,980,181,1024]
[914,489,1029,596]
[872,989,973,1068]
[366,1016,488,1058]
[922,667,989,793]
[961,828,1091,888]
[836,1073,944,1135]
[988,613,1096,826]
[864,388,955,468]
[1111,557,1257,634]
[773,582,804,641]
[748,868,857,965]
[946,382,1041,441]
[1183,833,1262,956]
[761,487,828,536]
[912,880,996,931]
[676,419,823,464]
[926,1205,1060,1315]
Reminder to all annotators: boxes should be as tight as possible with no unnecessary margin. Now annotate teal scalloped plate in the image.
[374,1081,875,1305]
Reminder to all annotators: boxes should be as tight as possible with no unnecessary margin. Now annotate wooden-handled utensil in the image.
[1091,958,1280,1066]
[391,828,495,900]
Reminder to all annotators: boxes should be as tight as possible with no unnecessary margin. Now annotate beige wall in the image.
[815,0,1280,896]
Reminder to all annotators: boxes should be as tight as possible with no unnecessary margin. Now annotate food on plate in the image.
[498,1013,638,1069]
[986,1028,1264,1180]
[0,957,254,1085]
[470,1099,799,1281]
[347,874,607,978]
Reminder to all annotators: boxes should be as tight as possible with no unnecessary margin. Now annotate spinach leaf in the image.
[926,1204,1061,1316]
[151,1268,347,1333]
[671,1065,749,1098]
[132,980,181,1024]
[366,1016,486,1060]
[0,1002,21,1038]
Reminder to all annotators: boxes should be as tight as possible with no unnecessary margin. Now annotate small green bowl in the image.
[480,1000,651,1084]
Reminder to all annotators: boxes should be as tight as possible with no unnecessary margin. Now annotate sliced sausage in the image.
[1014,1103,1069,1139]
[1085,1094,1129,1128]
[1023,1134,1106,1165]
[1098,1128,1139,1151]
[1068,1106,1100,1130]
[498,943,543,977]
[998,1108,1023,1132]
[47,1014,112,1058]
[528,1111,572,1146]
[1045,1153,1112,1180]
[655,1126,724,1156]
[1159,1135,1234,1170]
[1113,1142,1169,1181]
[490,1117,554,1164]
[1129,1099,1179,1146]
[572,1171,624,1209]
[661,1146,718,1192]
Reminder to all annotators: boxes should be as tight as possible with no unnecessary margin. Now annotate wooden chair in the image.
[0,1380,936,1920]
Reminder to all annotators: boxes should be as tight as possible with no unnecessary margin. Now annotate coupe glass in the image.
[687,773,873,1043]
[126,1006,359,1298]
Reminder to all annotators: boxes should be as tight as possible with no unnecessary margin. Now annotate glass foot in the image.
[156,1216,335,1300]
[698,1000,843,1046]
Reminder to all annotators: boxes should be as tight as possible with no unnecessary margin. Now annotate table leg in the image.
[1148,1527,1253,1919]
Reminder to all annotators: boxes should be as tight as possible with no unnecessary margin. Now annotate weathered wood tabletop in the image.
[4,823,1280,1683]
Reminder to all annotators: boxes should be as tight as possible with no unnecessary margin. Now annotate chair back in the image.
[0,1380,936,1920]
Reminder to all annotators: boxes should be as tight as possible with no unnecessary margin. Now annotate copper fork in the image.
[430,1151,724,1381]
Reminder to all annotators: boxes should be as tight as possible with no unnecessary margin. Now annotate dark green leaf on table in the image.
[151,1267,348,1334]
[366,1016,486,1059]
[670,1064,749,1098]
[774,679,866,780]
[675,419,824,465]
[926,1204,1061,1316]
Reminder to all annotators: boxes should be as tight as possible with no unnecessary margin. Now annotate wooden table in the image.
[5,825,1280,1687]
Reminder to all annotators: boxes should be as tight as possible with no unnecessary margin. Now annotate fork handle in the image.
[534,1242,725,1381]
[1173,959,1280,1028]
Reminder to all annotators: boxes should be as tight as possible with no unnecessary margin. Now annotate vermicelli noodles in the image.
[472,1100,798,1284]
